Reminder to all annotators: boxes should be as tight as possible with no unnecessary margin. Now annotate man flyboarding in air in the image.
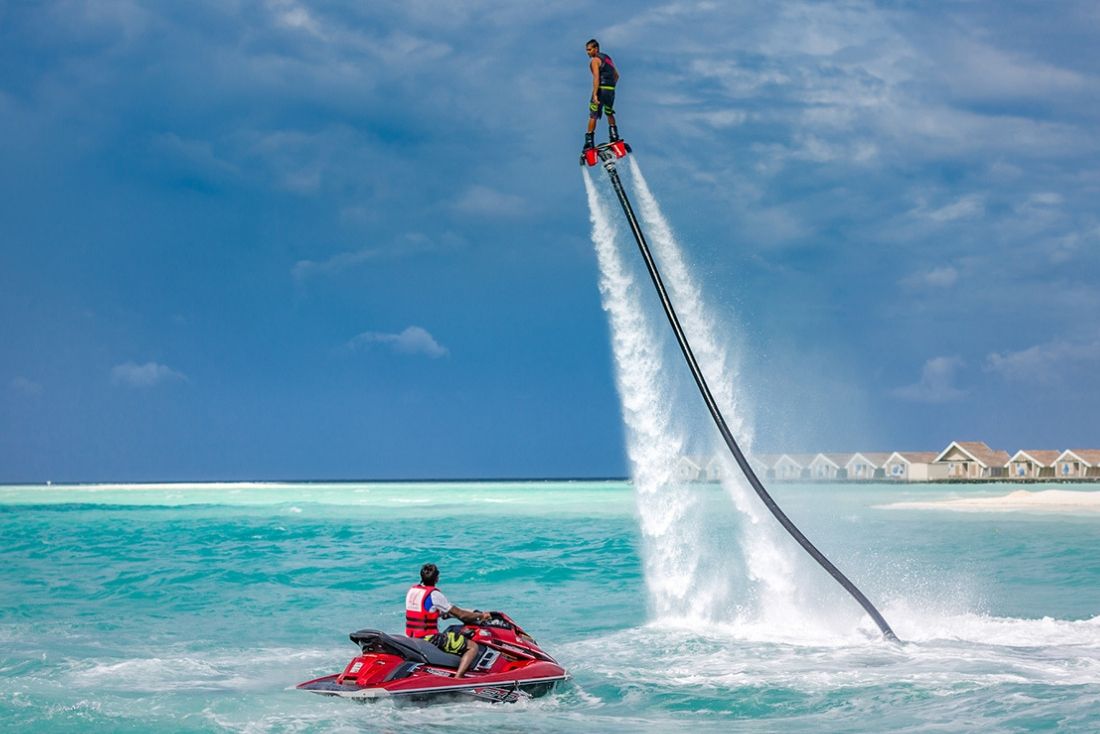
[583,39,620,153]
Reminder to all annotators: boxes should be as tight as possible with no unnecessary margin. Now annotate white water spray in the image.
[625,158,751,449]
[583,170,718,619]
[586,160,857,637]
[624,158,807,628]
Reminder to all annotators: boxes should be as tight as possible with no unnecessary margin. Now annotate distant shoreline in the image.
[0,476,632,488]
[766,477,1100,485]
[3,477,1100,489]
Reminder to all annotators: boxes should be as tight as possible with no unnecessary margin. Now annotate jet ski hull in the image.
[298,666,568,703]
[297,612,568,704]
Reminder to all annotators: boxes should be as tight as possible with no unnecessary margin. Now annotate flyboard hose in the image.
[597,155,898,642]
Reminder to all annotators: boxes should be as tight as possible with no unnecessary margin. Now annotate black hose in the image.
[597,159,898,642]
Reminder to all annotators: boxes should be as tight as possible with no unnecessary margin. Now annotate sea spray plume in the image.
[583,170,716,621]
[626,158,807,631]
[625,158,749,445]
[592,154,897,641]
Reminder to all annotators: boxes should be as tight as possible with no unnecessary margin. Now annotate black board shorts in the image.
[589,87,616,119]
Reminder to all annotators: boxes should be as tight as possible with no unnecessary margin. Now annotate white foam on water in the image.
[61,647,333,693]
[566,613,1100,697]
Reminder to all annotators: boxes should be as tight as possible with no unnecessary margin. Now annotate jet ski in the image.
[297,611,568,703]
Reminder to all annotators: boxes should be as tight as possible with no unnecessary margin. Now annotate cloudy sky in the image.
[2,1,1098,482]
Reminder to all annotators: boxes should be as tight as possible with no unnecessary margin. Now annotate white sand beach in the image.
[880,489,1100,513]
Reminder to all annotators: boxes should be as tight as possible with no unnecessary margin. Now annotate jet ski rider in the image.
[405,563,491,679]
[583,38,621,153]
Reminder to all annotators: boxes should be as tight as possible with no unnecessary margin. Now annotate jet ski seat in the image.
[349,629,463,668]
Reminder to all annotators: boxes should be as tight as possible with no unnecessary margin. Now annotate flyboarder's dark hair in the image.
[420,563,439,585]
[586,39,599,49]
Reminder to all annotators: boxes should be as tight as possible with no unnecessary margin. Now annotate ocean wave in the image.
[62,647,335,693]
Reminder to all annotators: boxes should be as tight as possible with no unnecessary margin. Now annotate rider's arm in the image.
[613,65,620,84]
[447,605,491,624]
[591,57,601,100]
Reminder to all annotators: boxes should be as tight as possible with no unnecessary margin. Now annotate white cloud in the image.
[346,326,448,358]
[985,336,1100,385]
[267,0,325,38]
[694,109,748,129]
[736,204,809,246]
[892,356,966,403]
[938,37,1087,103]
[293,233,466,281]
[9,377,43,396]
[452,185,526,217]
[671,108,750,138]
[149,133,240,181]
[240,127,358,195]
[292,247,379,281]
[925,195,985,223]
[1045,226,1099,265]
[902,265,958,290]
[111,362,188,388]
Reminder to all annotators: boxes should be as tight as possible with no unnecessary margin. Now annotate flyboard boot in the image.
[580,134,631,167]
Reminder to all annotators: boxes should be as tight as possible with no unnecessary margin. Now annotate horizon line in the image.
[0,475,633,487]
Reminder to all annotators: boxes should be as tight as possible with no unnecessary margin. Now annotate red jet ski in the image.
[297,612,568,703]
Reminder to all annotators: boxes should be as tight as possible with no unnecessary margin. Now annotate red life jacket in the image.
[405,584,440,638]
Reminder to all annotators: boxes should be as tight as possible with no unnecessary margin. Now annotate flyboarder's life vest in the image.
[405,584,440,638]
[597,52,617,88]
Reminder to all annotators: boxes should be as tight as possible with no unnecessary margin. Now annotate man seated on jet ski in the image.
[405,563,491,678]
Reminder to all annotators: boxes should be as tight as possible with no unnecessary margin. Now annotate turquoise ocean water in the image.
[3,480,1100,732]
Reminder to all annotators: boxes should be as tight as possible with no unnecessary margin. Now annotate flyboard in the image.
[582,141,898,642]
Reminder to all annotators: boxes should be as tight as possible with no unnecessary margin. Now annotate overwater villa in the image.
[676,456,702,482]
[809,453,851,479]
[1052,450,1100,479]
[933,441,1011,479]
[1006,450,1060,479]
[846,452,892,480]
[883,452,945,482]
[774,454,815,480]
[704,443,1100,483]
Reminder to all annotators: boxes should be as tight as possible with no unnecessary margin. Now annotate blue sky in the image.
[2,1,1098,482]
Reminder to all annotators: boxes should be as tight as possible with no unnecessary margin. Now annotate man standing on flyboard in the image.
[583,39,621,153]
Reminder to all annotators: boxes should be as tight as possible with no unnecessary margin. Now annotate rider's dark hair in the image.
[420,563,439,585]
[586,39,599,49]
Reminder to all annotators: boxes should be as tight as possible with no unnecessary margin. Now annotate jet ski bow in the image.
[297,611,568,704]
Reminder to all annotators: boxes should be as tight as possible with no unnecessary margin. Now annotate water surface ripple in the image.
[2,481,1099,732]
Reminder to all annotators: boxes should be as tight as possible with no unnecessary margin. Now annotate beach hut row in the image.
[678,442,1100,482]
